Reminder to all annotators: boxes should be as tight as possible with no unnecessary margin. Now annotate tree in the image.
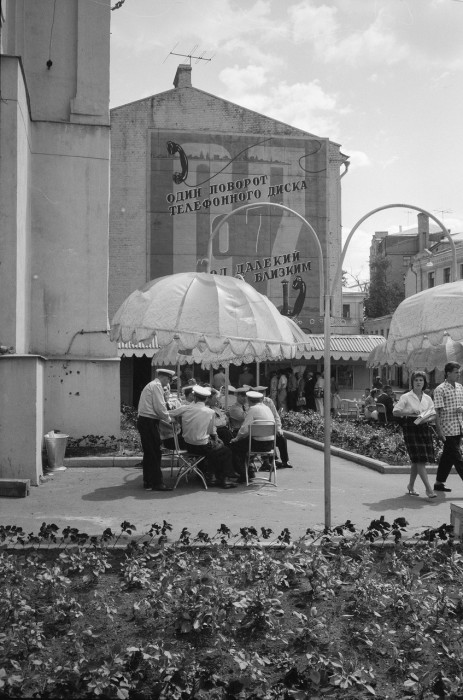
[364,256,404,318]
[342,270,369,291]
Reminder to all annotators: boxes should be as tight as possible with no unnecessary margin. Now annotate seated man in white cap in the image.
[227,386,249,434]
[248,385,293,469]
[181,385,195,403]
[169,385,237,489]
[230,391,275,482]
[206,388,234,446]
[137,368,175,491]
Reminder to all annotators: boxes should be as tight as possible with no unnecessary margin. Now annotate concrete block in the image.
[0,479,30,498]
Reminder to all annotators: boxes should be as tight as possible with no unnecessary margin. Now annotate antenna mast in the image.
[164,44,214,65]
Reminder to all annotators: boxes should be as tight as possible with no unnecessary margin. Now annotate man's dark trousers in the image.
[137,416,163,488]
[276,433,289,463]
[184,441,235,482]
[436,434,463,483]
[231,438,274,475]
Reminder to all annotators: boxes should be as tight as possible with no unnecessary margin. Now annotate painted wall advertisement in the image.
[149,130,329,333]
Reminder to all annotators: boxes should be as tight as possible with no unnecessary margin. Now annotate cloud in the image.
[288,1,409,66]
[378,155,399,170]
[179,0,288,50]
[220,65,268,94]
[220,72,341,136]
[344,150,371,171]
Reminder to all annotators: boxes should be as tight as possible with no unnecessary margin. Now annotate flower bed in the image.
[0,518,459,699]
[66,406,442,466]
[282,410,415,466]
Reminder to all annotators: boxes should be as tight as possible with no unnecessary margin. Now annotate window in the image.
[428,271,435,288]
[218,224,229,253]
[403,256,411,267]
[460,263,463,279]
[336,365,353,390]
[342,304,350,319]
[380,329,384,337]
[444,267,451,284]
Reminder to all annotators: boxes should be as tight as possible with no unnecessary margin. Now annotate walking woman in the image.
[392,370,437,499]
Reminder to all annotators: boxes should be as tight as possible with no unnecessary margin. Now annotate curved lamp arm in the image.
[206,201,326,315]
[332,203,457,296]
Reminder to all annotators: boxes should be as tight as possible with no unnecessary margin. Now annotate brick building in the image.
[110,65,351,401]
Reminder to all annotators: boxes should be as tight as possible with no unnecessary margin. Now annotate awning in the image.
[119,334,385,362]
[117,339,158,358]
[296,334,385,361]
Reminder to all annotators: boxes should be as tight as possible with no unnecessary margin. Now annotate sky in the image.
[109,0,463,285]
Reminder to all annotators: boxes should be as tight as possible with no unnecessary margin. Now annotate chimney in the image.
[417,212,430,252]
[174,64,192,88]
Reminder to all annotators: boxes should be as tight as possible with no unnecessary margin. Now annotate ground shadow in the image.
[363,494,443,512]
[80,471,244,502]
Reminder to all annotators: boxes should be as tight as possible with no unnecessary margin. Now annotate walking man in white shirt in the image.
[433,362,463,492]
[137,368,174,491]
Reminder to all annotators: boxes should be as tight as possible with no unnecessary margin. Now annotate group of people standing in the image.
[136,368,293,492]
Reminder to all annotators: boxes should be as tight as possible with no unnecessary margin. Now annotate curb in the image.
[283,431,437,475]
[64,456,143,468]
[62,435,438,476]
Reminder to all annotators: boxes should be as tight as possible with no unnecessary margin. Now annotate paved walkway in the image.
[1,440,462,542]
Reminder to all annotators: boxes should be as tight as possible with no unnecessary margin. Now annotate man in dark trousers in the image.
[137,368,174,491]
[230,391,275,482]
[434,362,463,492]
[246,384,293,468]
[169,385,237,488]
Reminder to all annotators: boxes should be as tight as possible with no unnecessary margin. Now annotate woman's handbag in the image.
[314,387,324,399]
[297,396,306,407]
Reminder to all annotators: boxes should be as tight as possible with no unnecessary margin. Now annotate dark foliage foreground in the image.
[0,518,462,699]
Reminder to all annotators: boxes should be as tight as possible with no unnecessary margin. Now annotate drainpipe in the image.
[409,263,418,294]
[281,280,289,316]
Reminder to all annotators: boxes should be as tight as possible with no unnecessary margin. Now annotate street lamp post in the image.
[206,202,333,528]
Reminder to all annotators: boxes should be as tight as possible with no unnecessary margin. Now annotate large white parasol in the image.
[367,341,408,368]
[368,281,463,370]
[110,272,314,368]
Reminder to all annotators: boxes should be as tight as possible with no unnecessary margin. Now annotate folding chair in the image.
[171,421,208,490]
[375,403,388,424]
[339,399,359,420]
[160,421,181,477]
[245,420,277,487]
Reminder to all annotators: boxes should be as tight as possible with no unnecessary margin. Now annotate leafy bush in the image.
[67,405,141,456]
[0,518,460,699]
[282,410,416,465]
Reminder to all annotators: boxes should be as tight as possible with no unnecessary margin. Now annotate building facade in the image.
[0,0,120,484]
[110,64,356,401]
[405,232,463,296]
[110,64,349,330]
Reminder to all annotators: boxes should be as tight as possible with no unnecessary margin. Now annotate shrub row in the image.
[282,410,444,466]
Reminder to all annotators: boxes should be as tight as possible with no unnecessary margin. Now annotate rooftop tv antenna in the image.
[433,209,453,220]
[163,43,214,65]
